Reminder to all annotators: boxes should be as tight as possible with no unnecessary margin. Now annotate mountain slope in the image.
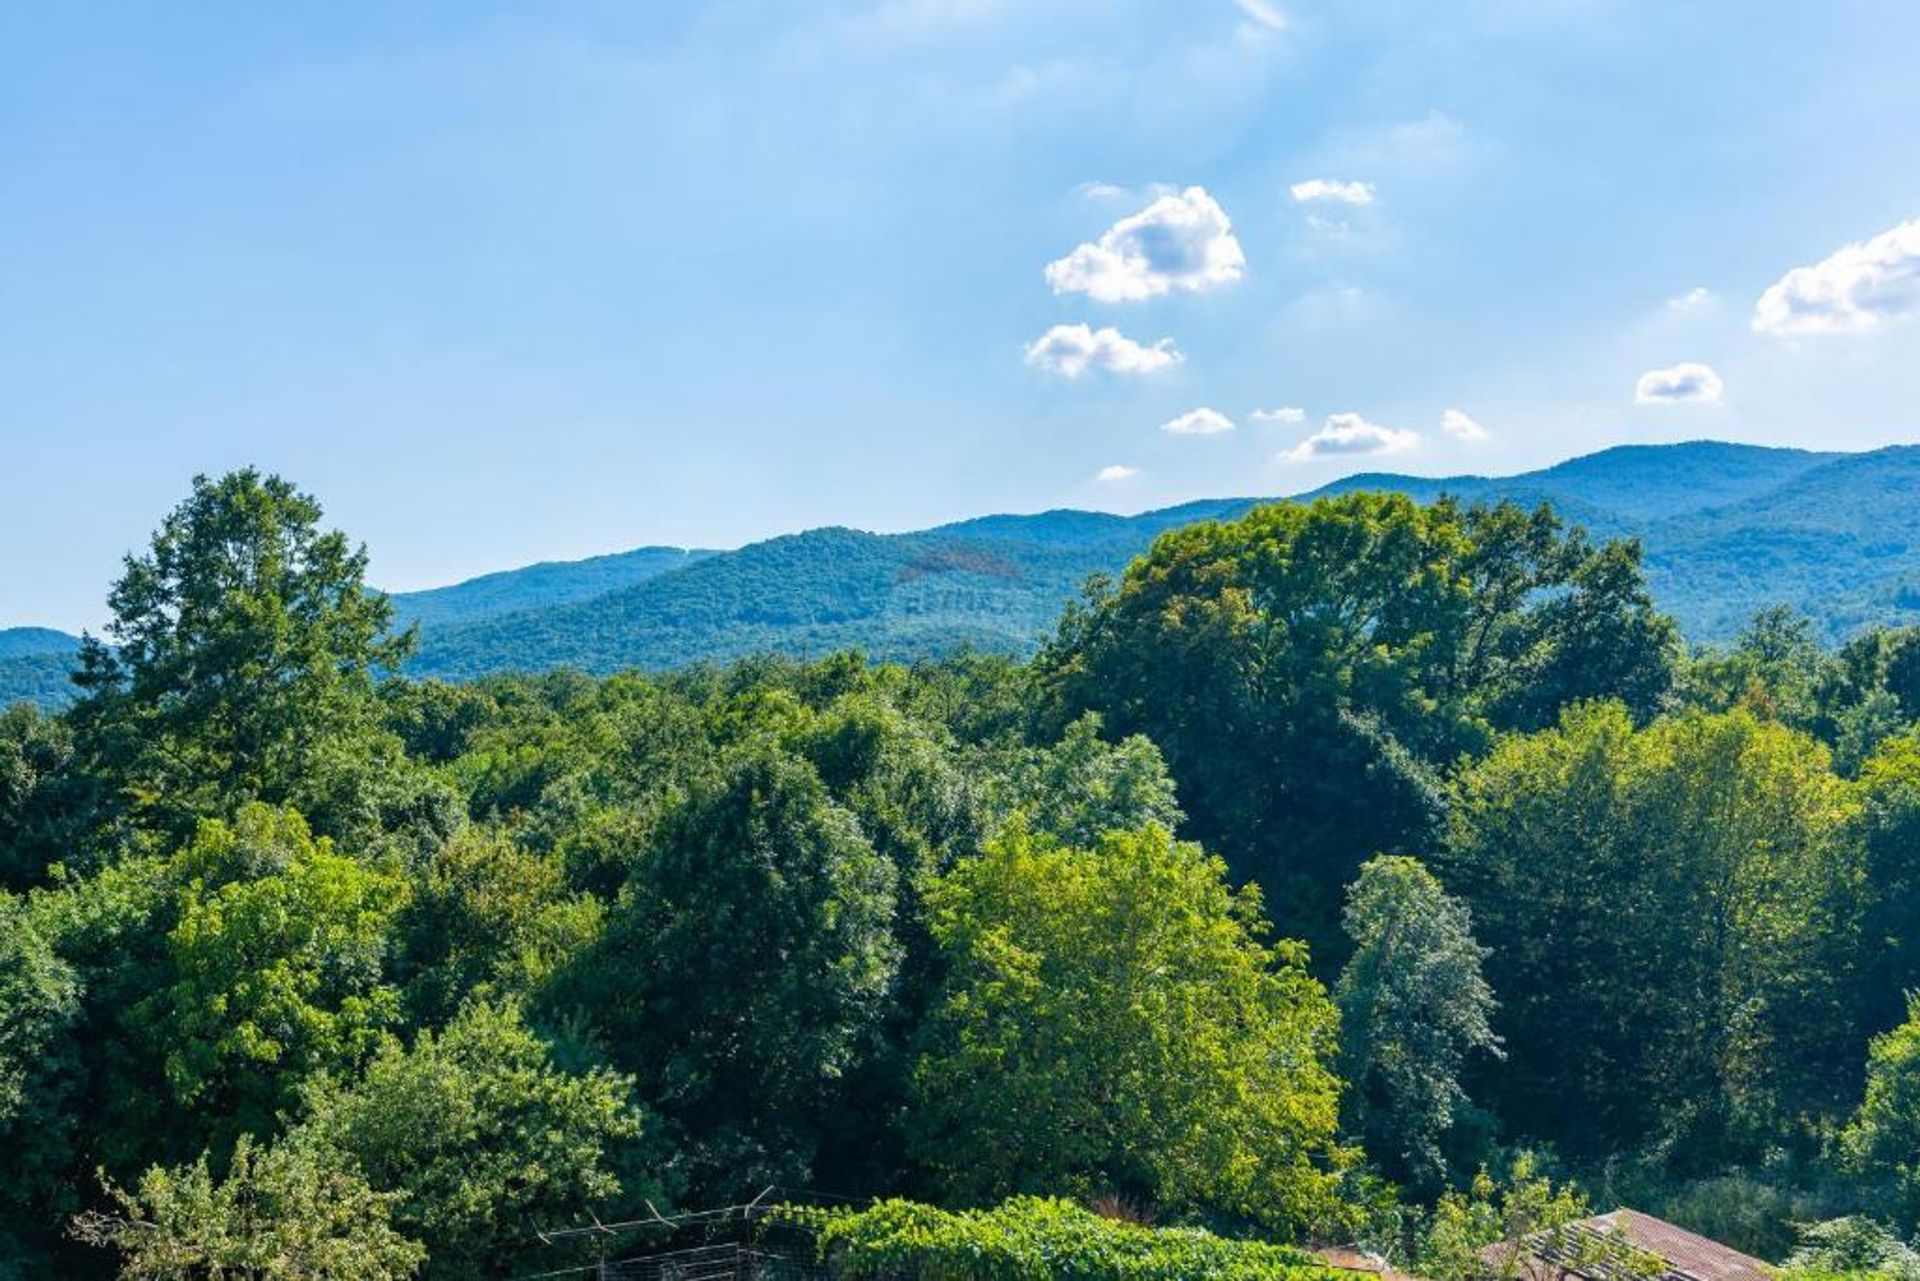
[388,545,712,630]
[0,627,81,660]
[11,440,1920,706]
[406,441,1920,679]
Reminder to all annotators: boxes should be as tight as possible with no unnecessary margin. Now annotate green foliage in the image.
[783,1196,1346,1280]
[975,712,1182,846]
[1336,855,1501,1191]
[1852,734,1920,1036]
[0,893,84,1264]
[296,1002,644,1278]
[1446,703,1862,1161]
[72,1131,425,1280]
[397,825,602,1024]
[1416,1152,1652,1281]
[555,743,901,1190]
[1040,492,1676,951]
[141,806,408,1143]
[910,822,1350,1233]
[68,469,413,837]
[0,702,97,889]
[1781,1217,1920,1281]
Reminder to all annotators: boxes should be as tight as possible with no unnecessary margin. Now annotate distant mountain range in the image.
[9,440,1920,708]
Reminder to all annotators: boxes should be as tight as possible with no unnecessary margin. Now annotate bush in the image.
[778,1196,1347,1280]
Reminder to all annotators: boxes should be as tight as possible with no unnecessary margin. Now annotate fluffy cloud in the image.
[1251,405,1306,423]
[1045,186,1246,303]
[1283,412,1419,462]
[1160,407,1235,436]
[1440,409,1490,442]
[1668,286,1714,310]
[1754,218,1920,335]
[1024,323,1182,378]
[1290,178,1374,205]
[1635,362,1724,404]
[1094,464,1141,482]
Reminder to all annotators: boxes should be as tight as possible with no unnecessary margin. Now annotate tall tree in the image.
[1336,855,1501,1191]
[552,744,901,1192]
[1038,493,1677,952]
[70,469,414,836]
[908,822,1351,1233]
[1445,703,1860,1164]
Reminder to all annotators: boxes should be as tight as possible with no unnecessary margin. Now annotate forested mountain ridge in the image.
[402,441,1920,681]
[5,442,1917,708]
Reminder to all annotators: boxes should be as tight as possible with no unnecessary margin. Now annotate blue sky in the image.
[4,0,1919,630]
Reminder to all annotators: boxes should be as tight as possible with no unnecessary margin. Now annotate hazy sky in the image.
[4,1,1919,630]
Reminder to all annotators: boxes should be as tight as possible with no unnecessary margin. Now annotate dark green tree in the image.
[297,1002,645,1278]
[70,469,415,838]
[1039,493,1677,952]
[1336,855,1501,1191]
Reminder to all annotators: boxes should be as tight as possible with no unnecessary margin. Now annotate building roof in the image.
[1579,1210,1770,1281]
[1491,1208,1770,1281]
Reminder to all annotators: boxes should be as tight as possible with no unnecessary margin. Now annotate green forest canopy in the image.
[12,469,1920,1276]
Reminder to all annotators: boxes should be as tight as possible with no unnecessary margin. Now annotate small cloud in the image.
[1076,181,1128,200]
[1024,323,1183,378]
[1235,0,1286,31]
[1667,286,1714,310]
[1045,186,1246,303]
[1251,405,1306,423]
[1095,464,1141,482]
[1160,407,1236,436]
[1290,178,1375,205]
[1283,411,1419,462]
[1635,362,1724,404]
[1754,217,1920,335]
[1440,408,1491,442]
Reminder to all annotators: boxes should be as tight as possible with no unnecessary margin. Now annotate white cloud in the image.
[1754,218,1920,335]
[1635,362,1724,404]
[1283,412,1419,462]
[1076,181,1127,200]
[1440,408,1491,442]
[1668,286,1714,310]
[1094,464,1141,482]
[1235,0,1287,31]
[1024,323,1183,378]
[1045,186,1246,303]
[1160,407,1236,436]
[1251,405,1306,423]
[1290,178,1375,205]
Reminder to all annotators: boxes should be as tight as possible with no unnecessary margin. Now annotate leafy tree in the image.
[1039,493,1677,952]
[909,822,1350,1233]
[1845,997,1920,1202]
[397,826,602,1025]
[69,470,414,837]
[0,894,83,1269]
[140,806,408,1144]
[1446,703,1861,1163]
[297,1002,644,1278]
[1416,1152,1652,1281]
[976,711,1182,847]
[1336,855,1501,1191]
[0,704,97,890]
[554,744,900,1191]
[1781,1217,1920,1281]
[1853,733,1920,1038]
[72,1131,424,1280]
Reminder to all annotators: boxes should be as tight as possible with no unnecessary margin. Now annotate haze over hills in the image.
[6,440,1919,707]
